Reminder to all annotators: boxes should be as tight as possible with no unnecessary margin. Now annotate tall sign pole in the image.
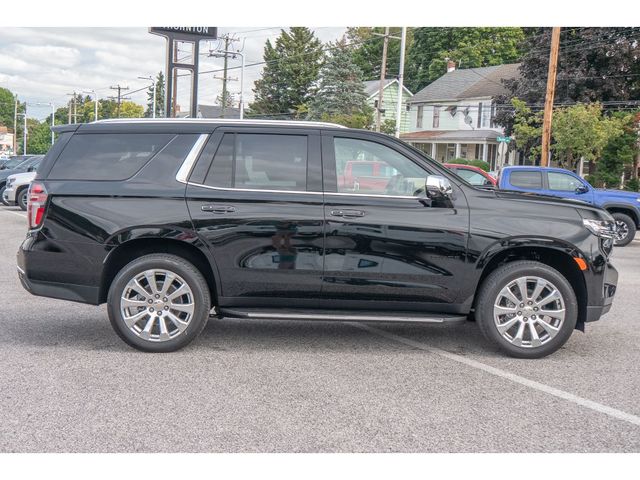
[150,27,218,118]
[376,27,389,132]
[541,27,561,167]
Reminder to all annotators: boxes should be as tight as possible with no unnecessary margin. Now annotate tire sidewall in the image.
[0,185,7,206]
[612,213,636,247]
[107,254,211,352]
[18,187,28,210]
[477,262,578,359]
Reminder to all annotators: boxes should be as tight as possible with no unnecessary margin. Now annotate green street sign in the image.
[497,136,512,143]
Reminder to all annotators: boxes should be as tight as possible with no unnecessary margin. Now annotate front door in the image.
[321,133,470,309]
[185,128,325,302]
[545,170,595,203]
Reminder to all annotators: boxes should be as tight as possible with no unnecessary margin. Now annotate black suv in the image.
[17,119,618,358]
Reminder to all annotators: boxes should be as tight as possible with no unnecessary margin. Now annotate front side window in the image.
[510,170,543,189]
[548,171,585,191]
[203,133,308,191]
[333,137,427,197]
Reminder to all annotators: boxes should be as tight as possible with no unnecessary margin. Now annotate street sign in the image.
[149,27,218,40]
[497,136,512,143]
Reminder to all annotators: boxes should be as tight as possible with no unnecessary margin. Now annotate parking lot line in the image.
[353,323,640,428]
[0,209,26,218]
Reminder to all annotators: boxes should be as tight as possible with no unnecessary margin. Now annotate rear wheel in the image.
[17,187,28,211]
[476,261,577,359]
[611,212,636,247]
[107,254,211,352]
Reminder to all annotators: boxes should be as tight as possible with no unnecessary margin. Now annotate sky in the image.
[0,27,346,120]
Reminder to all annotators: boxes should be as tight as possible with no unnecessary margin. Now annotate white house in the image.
[401,62,520,169]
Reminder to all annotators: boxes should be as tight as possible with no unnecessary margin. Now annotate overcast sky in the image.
[0,27,346,120]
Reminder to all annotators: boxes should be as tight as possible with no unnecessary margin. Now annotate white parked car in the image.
[2,171,36,210]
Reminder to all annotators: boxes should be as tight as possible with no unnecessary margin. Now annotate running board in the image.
[215,308,466,324]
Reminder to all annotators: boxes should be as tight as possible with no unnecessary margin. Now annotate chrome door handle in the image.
[330,209,366,218]
[201,205,236,214]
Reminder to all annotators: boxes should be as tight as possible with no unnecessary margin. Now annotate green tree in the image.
[346,27,409,81]
[551,103,623,171]
[0,87,17,131]
[145,71,165,118]
[307,39,372,128]
[119,101,144,119]
[405,27,525,93]
[25,119,53,155]
[510,98,543,164]
[249,27,324,116]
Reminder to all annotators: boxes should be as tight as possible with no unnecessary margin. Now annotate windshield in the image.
[2,157,28,169]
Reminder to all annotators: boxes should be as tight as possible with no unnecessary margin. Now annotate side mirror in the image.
[575,185,589,194]
[426,175,453,198]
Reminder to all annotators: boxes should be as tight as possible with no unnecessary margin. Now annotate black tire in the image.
[107,253,211,352]
[611,212,636,247]
[17,186,28,211]
[475,260,578,359]
[0,184,7,206]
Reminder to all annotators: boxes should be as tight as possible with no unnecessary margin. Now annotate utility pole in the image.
[66,92,80,124]
[110,85,130,118]
[83,90,99,121]
[541,27,561,167]
[209,34,239,118]
[395,27,407,139]
[376,27,390,132]
[138,76,157,118]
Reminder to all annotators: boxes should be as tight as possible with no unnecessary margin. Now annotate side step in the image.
[216,308,467,324]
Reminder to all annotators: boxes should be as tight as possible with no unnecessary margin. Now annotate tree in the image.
[249,27,324,116]
[551,103,623,171]
[0,87,17,131]
[145,71,165,118]
[346,27,408,81]
[119,101,144,119]
[25,119,53,155]
[405,27,526,93]
[307,39,372,128]
[503,28,640,104]
[215,92,236,109]
[510,98,543,164]
[586,111,639,187]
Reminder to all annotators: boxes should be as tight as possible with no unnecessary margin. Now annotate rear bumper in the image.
[585,261,618,322]
[17,264,100,304]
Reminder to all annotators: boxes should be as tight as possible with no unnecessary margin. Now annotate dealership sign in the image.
[149,27,218,40]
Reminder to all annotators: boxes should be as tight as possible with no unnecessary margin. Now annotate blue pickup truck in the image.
[498,166,640,246]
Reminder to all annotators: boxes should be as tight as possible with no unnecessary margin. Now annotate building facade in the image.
[363,79,413,134]
[401,63,520,170]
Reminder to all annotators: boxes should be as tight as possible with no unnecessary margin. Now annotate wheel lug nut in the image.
[156,311,162,316]
[520,303,524,308]
[517,311,522,315]
[155,294,160,299]
[148,299,153,304]
[531,315,536,319]
[528,301,533,305]
[523,317,528,321]
[149,307,154,312]
[164,306,169,310]
[163,297,168,302]
[534,307,538,311]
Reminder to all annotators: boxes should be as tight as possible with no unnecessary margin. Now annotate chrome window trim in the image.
[175,134,210,184]
[185,181,418,200]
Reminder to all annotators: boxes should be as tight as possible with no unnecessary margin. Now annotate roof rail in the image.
[91,118,348,129]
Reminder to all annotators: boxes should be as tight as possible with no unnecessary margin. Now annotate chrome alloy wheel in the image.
[120,269,195,342]
[614,220,630,243]
[493,276,565,349]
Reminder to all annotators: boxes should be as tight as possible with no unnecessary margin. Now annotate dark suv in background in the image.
[18,119,618,358]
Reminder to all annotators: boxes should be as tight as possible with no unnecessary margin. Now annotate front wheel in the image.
[107,254,211,352]
[0,184,7,206]
[17,187,28,211]
[611,212,636,247]
[475,261,578,359]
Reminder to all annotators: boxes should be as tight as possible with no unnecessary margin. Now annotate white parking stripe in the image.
[353,323,640,428]
[0,209,26,218]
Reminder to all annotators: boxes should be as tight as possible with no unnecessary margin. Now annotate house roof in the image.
[410,63,520,104]
[197,104,241,119]
[363,78,414,99]
[401,129,501,142]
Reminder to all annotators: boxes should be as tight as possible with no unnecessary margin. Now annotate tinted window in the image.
[334,137,426,196]
[204,133,308,191]
[48,134,174,180]
[509,170,543,189]
[548,171,584,191]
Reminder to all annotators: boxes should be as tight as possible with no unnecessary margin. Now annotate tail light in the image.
[27,182,48,230]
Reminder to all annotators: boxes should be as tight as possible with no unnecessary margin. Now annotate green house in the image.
[363,79,413,133]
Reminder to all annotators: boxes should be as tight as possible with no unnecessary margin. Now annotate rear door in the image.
[185,127,325,303]
[504,169,546,194]
[321,131,470,308]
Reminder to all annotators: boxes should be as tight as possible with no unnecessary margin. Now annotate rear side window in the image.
[509,170,543,189]
[203,133,308,191]
[48,133,174,180]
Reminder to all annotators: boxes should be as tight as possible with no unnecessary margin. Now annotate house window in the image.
[416,105,423,129]
[433,106,440,128]
[482,104,491,128]
[477,103,483,128]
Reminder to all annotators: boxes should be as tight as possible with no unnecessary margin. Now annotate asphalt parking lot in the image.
[1,204,639,453]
